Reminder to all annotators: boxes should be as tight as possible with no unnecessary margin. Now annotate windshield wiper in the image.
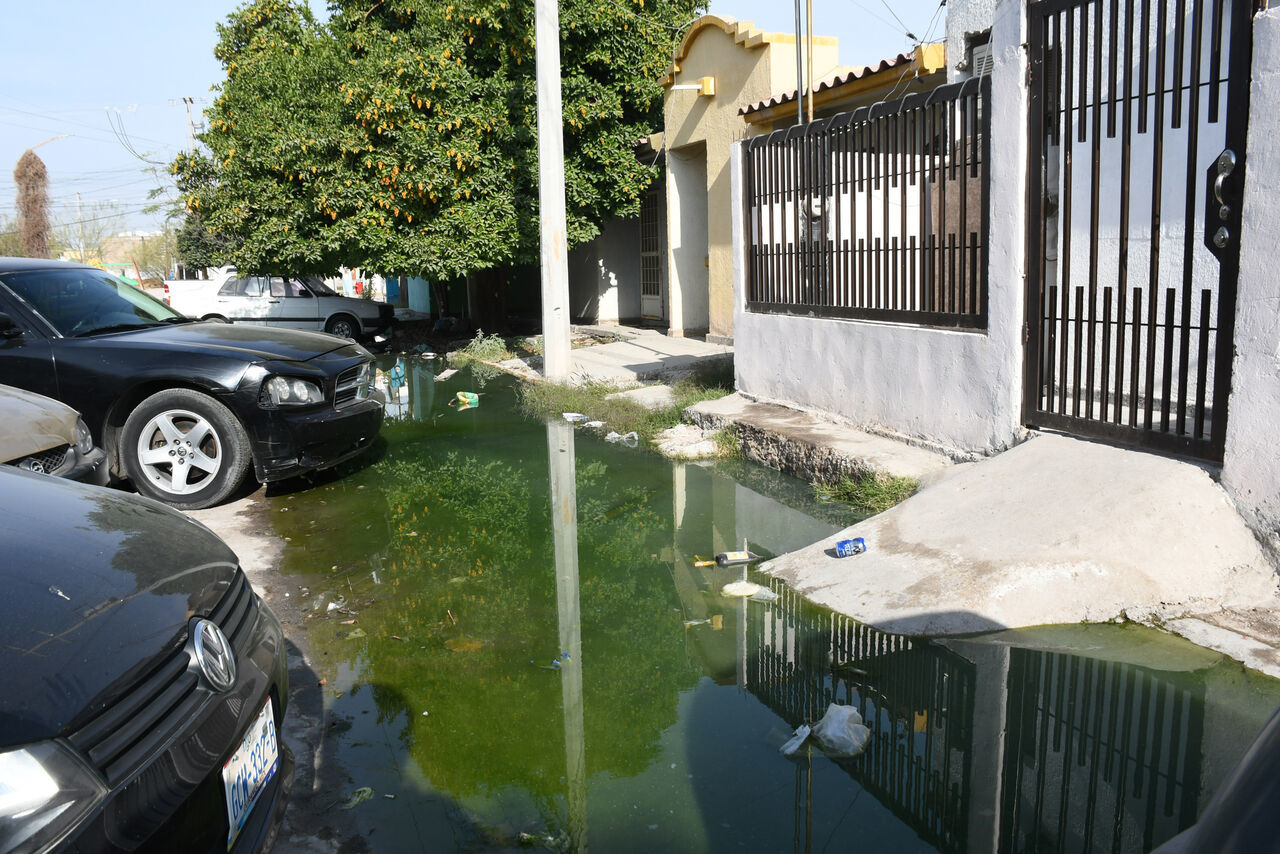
[161,316,197,324]
[73,322,164,337]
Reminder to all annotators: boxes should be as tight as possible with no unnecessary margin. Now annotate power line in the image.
[876,0,919,41]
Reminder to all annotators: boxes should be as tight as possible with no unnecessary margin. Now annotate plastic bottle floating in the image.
[448,391,480,411]
[695,549,762,568]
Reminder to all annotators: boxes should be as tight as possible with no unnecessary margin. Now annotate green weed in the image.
[813,472,918,516]
[453,330,514,364]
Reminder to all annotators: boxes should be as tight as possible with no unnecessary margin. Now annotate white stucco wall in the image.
[731,0,1027,456]
[1222,8,1280,552]
[567,216,642,324]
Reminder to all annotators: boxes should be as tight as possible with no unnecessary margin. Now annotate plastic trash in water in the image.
[835,537,867,557]
[339,787,375,810]
[584,420,605,428]
[434,368,458,382]
[448,391,480,410]
[721,580,763,598]
[562,412,588,422]
[535,651,571,670]
[779,724,812,757]
[810,703,871,758]
[695,549,762,568]
[621,431,639,447]
[750,587,779,603]
[779,704,871,759]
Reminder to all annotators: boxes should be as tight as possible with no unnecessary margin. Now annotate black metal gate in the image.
[1024,0,1256,461]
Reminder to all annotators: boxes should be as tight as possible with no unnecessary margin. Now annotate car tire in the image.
[121,389,252,510]
[325,314,359,339]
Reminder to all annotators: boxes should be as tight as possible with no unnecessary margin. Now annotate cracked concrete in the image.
[761,433,1279,646]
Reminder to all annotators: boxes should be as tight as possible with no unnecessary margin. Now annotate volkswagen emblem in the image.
[192,619,237,693]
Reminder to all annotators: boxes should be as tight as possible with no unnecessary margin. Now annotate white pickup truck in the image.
[166,273,393,342]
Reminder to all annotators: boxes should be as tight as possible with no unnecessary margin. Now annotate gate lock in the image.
[1205,148,1241,258]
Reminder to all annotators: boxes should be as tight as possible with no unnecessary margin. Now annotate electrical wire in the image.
[876,0,919,40]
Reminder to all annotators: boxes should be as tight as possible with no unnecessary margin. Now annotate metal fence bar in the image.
[744,78,989,329]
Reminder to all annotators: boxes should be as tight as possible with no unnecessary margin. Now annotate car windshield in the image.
[0,267,183,337]
[302,276,340,297]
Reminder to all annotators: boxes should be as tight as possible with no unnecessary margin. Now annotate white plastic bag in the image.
[779,724,811,757]
[809,704,871,758]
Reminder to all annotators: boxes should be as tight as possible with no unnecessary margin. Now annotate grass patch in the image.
[712,425,742,459]
[813,472,919,516]
[451,330,514,365]
[518,364,734,448]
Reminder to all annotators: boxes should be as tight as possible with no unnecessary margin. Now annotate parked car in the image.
[0,466,291,853]
[168,273,394,342]
[0,257,385,510]
[1152,703,1280,853]
[0,383,106,481]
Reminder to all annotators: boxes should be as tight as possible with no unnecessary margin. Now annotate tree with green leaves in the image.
[175,0,700,319]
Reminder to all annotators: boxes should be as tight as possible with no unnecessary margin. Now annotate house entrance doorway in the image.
[640,181,666,323]
[1023,0,1255,462]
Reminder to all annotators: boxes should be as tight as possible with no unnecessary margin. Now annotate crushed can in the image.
[834,537,866,558]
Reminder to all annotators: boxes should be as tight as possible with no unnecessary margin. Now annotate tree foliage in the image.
[175,0,700,277]
[175,213,239,272]
[14,150,51,259]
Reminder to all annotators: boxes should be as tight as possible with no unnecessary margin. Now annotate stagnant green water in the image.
[267,357,1280,853]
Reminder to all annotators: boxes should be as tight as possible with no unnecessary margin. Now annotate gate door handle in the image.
[1205,148,1242,259]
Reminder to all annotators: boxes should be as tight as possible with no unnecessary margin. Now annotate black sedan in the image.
[0,258,385,509]
[0,467,291,852]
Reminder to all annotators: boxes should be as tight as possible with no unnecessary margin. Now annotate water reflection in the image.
[548,419,587,850]
[271,360,1280,854]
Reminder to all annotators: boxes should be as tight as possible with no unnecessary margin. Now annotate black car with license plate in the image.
[0,258,385,509]
[0,467,291,853]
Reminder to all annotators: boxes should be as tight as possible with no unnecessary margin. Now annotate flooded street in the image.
[264,358,1280,853]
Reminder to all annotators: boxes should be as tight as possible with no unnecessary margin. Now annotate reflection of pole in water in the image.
[547,419,587,851]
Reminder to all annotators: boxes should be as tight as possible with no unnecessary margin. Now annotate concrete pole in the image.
[182,97,196,154]
[535,0,572,380]
[806,0,815,123]
[547,420,587,848]
[76,192,86,264]
[794,0,804,127]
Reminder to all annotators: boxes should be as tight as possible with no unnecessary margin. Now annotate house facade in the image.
[730,0,1280,550]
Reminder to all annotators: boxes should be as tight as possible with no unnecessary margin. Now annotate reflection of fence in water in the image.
[745,582,975,853]
[999,649,1204,854]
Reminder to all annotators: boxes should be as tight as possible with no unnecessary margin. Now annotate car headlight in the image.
[73,418,94,456]
[356,362,373,400]
[260,376,324,407]
[0,741,108,854]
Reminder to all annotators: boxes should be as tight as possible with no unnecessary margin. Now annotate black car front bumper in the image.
[63,574,292,853]
[246,392,385,483]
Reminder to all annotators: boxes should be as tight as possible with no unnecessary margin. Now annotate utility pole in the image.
[794,0,804,126]
[76,192,86,264]
[182,97,196,153]
[535,0,571,380]
[806,0,815,123]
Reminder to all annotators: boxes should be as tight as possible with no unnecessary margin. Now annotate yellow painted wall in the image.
[662,17,838,341]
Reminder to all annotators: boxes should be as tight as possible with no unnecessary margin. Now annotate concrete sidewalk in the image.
[761,432,1278,648]
[500,326,732,384]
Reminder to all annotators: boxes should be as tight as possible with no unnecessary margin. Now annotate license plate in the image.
[222,698,279,850]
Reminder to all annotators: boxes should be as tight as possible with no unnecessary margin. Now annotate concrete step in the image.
[762,432,1278,636]
[686,392,953,484]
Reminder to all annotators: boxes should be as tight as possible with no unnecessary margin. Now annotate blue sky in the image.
[1,0,942,235]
